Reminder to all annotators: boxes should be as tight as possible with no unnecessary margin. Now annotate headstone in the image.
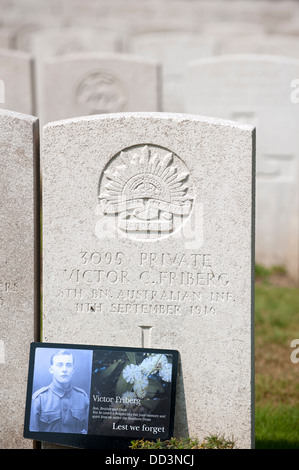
[0,0,65,22]
[0,109,39,449]
[184,0,295,27]
[185,55,299,284]
[218,33,299,59]
[51,0,111,25]
[30,27,123,60]
[201,21,266,36]
[12,17,65,52]
[128,32,216,112]
[0,27,16,49]
[38,53,161,125]
[0,48,34,115]
[13,23,46,51]
[42,112,255,449]
[32,30,124,119]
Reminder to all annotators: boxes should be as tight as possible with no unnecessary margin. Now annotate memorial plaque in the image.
[24,342,178,449]
[0,109,39,448]
[42,112,255,448]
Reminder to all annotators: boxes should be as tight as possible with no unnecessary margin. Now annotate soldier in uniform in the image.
[30,349,89,434]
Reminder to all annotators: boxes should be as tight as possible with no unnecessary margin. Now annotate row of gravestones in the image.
[0,108,254,449]
[1,0,299,36]
[1,47,299,282]
[3,27,299,116]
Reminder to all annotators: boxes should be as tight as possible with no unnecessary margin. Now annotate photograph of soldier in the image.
[29,348,92,434]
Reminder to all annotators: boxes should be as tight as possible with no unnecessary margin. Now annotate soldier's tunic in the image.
[30,381,89,433]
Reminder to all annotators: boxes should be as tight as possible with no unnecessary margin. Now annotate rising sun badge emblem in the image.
[98,144,194,240]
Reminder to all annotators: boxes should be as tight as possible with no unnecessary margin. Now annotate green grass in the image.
[255,405,299,449]
[255,284,299,345]
[130,435,235,449]
[255,266,299,449]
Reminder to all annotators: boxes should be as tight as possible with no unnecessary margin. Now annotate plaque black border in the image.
[23,342,178,449]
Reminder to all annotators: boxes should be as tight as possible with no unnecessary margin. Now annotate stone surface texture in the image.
[0,109,39,448]
[42,112,255,449]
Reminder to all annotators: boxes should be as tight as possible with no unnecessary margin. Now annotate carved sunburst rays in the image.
[100,145,190,206]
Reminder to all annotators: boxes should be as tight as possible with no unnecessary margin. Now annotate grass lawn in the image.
[255,405,299,449]
[255,267,299,449]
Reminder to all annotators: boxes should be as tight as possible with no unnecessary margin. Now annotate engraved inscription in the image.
[59,251,235,317]
[98,145,194,240]
[76,70,127,114]
[0,281,18,307]
[139,325,153,348]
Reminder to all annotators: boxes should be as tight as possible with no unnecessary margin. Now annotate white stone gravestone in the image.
[218,33,299,59]
[30,27,123,60]
[185,55,299,284]
[42,112,255,448]
[38,53,161,126]
[0,48,34,115]
[128,32,216,112]
[31,29,124,119]
[0,109,39,449]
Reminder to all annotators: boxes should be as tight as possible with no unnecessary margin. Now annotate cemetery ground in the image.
[255,265,299,449]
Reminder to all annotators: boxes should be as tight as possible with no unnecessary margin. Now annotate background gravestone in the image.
[0,27,16,49]
[30,27,123,60]
[38,53,161,125]
[0,48,34,115]
[217,33,299,59]
[42,112,255,449]
[31,29,124,122]
[0,109,39,449]
[185,55,299,284]
[128,32,216,112]
[12,17,65,52]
